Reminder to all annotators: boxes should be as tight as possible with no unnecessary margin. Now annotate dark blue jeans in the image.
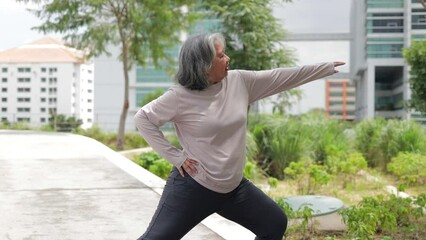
[138,167,287,240]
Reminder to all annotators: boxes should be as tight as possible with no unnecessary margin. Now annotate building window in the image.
[41,108,46,112]
[17,107,30,112]
[329,82,343,87]
[412,9,426,30]
[18,78,31,83]
[41,98,46,102]
[88,109,92,112]
[1,68,7,73]
[41,88,46,92]
[1,117,7,122]
[17,98,30,102]
[49,88,57,93]
[17,117,30,122]
[1,107,6,112]
[367,0,404,8]
[49,68,57,74]
[49,78,57,84]
[41,78,46,82]
[1,98,7,102]
[1,88,6,92]
[88,80,93,83]
[88,89,92,93]
[48,108,57,114]
[41,67,46,72]
[49,98,57,103]
[367,44,403,58]
[88,99,92,103]
[41,118,46,122]
[88,118,92,123]
[18,67,31,73]
[1,78,7,83]
[17,88,31,92]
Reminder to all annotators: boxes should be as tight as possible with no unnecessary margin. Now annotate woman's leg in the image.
[217,178,287,240]
[138,168,222,240]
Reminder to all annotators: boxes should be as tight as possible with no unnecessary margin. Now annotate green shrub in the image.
[340,193,426,239]
[275,197,316,238]
[79,125,148,150]
[380,120,426,166]
[243,161,258,180]
[355,119,426,169]
[305,116,350,165]
[284,160,331,194]
[134,151,172,179]
[124,132,148,149]
[354,118,386,168]
[270,119,309,179]
[327,152,367,188]
[387,152,426,185]
[268,177,278,188]
[0,121,32,130]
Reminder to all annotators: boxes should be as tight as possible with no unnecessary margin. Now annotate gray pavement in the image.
[0,130,255,240]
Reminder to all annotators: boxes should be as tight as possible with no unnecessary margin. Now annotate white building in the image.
[0,37,94,129]
[351,0,426,124]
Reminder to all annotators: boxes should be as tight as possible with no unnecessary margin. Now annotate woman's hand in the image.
[333,61,345,73]
[178,158,199,177]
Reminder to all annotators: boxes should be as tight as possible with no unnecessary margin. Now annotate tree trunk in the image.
[420,0,426,9]
[116,44,130,150]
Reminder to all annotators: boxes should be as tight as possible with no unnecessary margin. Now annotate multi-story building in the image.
[326,79,356,121]
[351,0,426,124]
[0,37,94,129]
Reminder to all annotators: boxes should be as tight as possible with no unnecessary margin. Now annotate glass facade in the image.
[375,93,403,110]
[412,9,426,30]
[366,13,404,33]
[366,0,404,8]
[374,66,404,112]
[412,34,426,40]
[366,11,405,58]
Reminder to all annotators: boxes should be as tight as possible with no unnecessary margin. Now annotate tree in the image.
[19,0,194,149]
[403,40,426,114]
[201,0,297,113]
[202,0,295,70]
[420,0,426,9]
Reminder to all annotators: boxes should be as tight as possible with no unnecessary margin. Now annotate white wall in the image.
[94,45,136,132]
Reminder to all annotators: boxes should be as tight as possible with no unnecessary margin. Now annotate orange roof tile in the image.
[0,37,86,63]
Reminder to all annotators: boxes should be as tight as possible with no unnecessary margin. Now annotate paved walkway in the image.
[0,130,255,240]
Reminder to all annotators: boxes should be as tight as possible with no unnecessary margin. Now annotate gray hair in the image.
[175,33,225,90]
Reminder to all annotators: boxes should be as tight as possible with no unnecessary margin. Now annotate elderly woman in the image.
[135,32,344,240]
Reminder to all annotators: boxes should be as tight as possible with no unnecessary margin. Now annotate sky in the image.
[0,0,352,114]
[0,0,47,51]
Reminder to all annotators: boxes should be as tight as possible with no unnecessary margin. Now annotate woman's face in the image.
[208,42,230,84]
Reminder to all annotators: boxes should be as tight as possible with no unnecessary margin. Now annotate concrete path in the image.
[0,130,255,240]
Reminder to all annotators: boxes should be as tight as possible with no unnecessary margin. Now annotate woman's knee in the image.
[265,209,288,240]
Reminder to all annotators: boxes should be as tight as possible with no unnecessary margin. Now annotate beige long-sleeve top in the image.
[134,62,335,193]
